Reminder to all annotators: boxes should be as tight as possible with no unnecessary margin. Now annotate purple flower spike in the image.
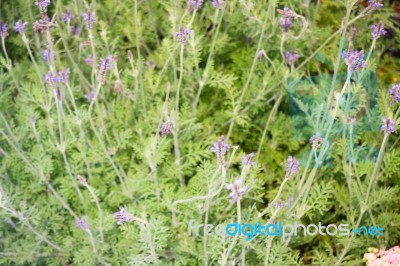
[0,22,8,38]
[174,28,191,44]
[342,50,366,72]
[285,50,300,66]
[226,179,247,202]
[61,10,75,23]
[211,0,224,8]
[370,23,386,39]
[75,216,89,230]
[82,11,95,30]
[389,83,400,103]
[278,7,295,32]
[242,152,256,166]
[285,156,300,179]
[97,56,114,85]
[14,20,28,34]
[189,0,204,9]
[211,136,231,166]
[113,207,133,225]
[381,117,396,134]
[211,136,231,155]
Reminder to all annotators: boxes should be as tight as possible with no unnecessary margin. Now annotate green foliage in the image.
[0,0,400,265]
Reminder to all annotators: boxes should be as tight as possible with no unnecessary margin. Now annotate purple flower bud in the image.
[368,0,383,10]
[211,136,231,167]
[61,10,75,23]
[370,22,386,39]
[85,56,94,65]
[97,56,114,85]
[389,83,400,103]
[42,49,55,62]
[285,50,300,66]
[35,0,51,10]
[82,11,95,30]
[84,90,96,102]
[14,20,28,34]
[58,68,70,83]
[0,22,8,38]
[75,216,89,230]
[113,207,133,225]
[211,136,231,155]
[44,71,60,87]
[271,196,294,209]
[342,50,366,72]
[189,0,204,9]
[174,28,191,44]
[226,179,246,202]
[211,0,224,8]
[285,156,300,179]
[160,120,173,136]
[242,152,256,166]
[381,117,396,134]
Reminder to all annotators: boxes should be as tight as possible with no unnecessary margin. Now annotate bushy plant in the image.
[0,0,399,265]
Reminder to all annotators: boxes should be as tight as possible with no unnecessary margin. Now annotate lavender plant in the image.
[0,0,400,265]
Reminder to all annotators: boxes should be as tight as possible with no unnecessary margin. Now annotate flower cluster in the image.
[285,50,300,66]
[389,83,400,103]
[82,11,95,30]
[14,20,28,34]
[370,22,386,39]
[364,246,400,266]
[44,69,70,88]
[380,117,396,134]
[113,207,133,225]
[61,10,75,23]
[174,28,191,44]
[226,179,247,202]
[75,216,89,230]
[278,7,295,32]
[211,136,231,166]
[160,120,173,136]
[342,50,366,72]
[0,22,8,38]
[285,156,300,179]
